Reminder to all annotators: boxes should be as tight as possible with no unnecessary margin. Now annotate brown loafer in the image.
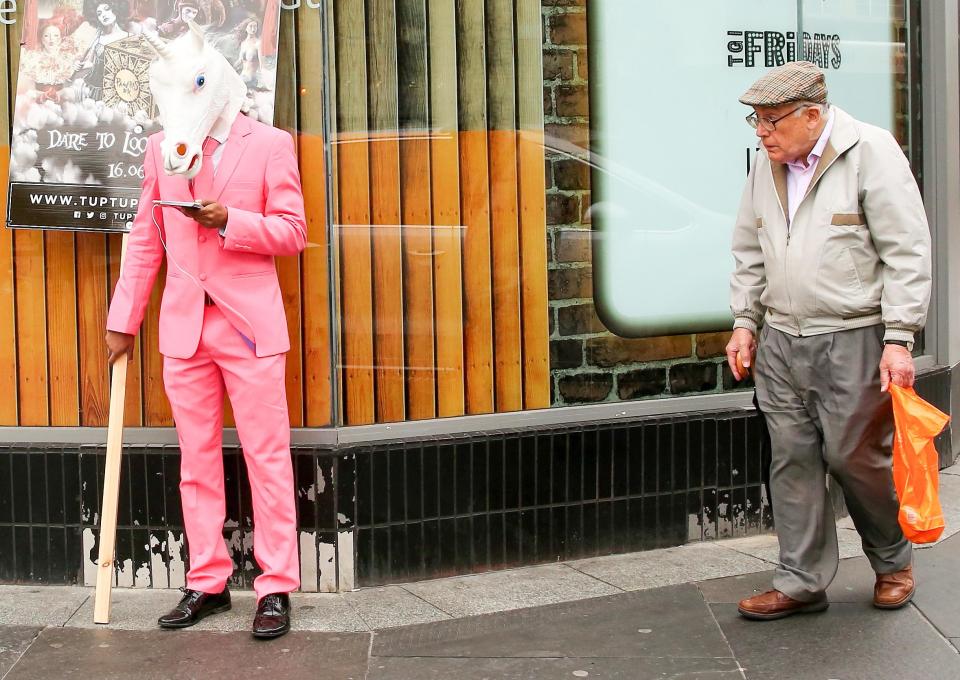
[738,589,829,621]
[874,565,915,609]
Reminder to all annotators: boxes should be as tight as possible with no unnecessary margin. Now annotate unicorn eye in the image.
[195,74,206,88]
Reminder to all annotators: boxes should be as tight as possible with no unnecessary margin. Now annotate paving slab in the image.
[697,555,876,605]
[0,626,41,678]
[941,463,960,477]
[569,542,770,591]
[66,589,370,633]
[927,472,960,546]
[0,587,89,627]
[717,534,780,565]
[373,584,733,660]
[711,602,960,680]
[402,563,621,618]
[723,525,864,563]
[912,532,960,637]
[366,656,743,679]
[3,627,371,680]
[343,586,451,629]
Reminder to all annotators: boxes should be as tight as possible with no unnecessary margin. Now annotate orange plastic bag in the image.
[889,384,951,544]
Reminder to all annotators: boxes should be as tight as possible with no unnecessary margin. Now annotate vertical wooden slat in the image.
[515,0,550,409]
[274,8,305,426]
[13,230,47,424]
[456,0,494,414]
[46,232,80,425]
[0,22,18,424]
[486,0,522,412]
[7,0,21,92]
[429,0,465,417]
[298,1,332,427]
[8,0,46,425]
[107,233,142,426]
[397,0,436,420]
[367,0,405,423]
[76,234,109,426]
[335,0,376,424]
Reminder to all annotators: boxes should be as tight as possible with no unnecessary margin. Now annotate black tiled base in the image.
[0,368,951,589]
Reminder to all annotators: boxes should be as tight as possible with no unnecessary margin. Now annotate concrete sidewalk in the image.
[2,465,959,678]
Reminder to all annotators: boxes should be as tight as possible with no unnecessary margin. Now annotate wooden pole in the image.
[93,232,130,624]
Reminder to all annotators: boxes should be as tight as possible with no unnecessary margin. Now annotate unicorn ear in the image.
[186,19,206,50]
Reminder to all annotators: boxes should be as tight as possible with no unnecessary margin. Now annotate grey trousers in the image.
[753,324,911,602]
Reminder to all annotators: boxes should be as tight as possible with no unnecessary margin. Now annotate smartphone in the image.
[153,200,202,209]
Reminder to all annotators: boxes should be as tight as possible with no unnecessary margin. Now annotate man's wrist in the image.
[884,339,914,352]
[733,317,758,335]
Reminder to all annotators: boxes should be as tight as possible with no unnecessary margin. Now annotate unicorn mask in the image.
[142,23,246,180]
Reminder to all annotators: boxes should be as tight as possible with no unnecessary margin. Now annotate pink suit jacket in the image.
[107,113,307,358]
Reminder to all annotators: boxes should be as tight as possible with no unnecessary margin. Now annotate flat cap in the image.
[739,61,827,107]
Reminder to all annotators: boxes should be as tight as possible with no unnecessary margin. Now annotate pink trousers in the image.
[163,304,300,600]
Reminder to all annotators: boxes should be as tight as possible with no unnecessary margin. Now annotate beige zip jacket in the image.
[730,106,931,344]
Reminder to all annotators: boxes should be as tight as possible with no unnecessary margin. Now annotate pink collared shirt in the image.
[785,109,834,223]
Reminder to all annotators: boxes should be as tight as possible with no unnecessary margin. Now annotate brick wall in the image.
[542,1,750,406]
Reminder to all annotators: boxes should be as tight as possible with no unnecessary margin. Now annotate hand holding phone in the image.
[153,200,203,209]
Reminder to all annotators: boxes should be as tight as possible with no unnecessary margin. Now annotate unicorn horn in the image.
[142,32,172,59]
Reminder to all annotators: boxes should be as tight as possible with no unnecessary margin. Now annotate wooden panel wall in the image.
[0,15,14,425]
[331,0,550,424]
[0,1,549,428]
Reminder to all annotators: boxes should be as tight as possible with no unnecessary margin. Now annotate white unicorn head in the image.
[142,22,246,179]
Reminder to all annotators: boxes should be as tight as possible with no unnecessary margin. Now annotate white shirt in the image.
[210,134,227,171]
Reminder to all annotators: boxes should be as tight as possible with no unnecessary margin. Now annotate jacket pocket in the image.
[815,203,884,319]
[830,212,866,227]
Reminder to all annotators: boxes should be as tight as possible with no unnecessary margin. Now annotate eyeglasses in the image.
[745,104,811,131]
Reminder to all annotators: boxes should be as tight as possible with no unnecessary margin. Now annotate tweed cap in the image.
[739,61,827,107]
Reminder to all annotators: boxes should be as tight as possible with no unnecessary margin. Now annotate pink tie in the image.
[191,137,220,200]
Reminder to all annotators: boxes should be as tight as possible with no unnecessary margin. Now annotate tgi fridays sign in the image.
[726,30,842,69]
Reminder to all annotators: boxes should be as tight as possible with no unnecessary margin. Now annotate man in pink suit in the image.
[105,109,306,638]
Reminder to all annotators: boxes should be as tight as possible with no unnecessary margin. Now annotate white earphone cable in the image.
[149,202,257,337]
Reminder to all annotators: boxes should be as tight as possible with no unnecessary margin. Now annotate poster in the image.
[588,0,904,338]
[7,0,281,232]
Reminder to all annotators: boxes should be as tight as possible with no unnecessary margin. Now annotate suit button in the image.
[199,235,207,243]
[199,273,207,281]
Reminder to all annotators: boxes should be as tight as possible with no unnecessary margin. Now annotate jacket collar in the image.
[769,105,861,221]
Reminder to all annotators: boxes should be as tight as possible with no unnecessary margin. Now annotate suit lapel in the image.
[211,113,254,201]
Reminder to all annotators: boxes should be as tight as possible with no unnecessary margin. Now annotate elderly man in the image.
[726,61,931,620]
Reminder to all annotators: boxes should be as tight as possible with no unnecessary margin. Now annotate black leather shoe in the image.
[252,593,291,639]
[158,587,231,628]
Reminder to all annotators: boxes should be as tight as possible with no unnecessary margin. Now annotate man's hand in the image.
[880,343,915,392]
[179,200,228,230]
[105,331,135,365]
[725,328,757,381]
